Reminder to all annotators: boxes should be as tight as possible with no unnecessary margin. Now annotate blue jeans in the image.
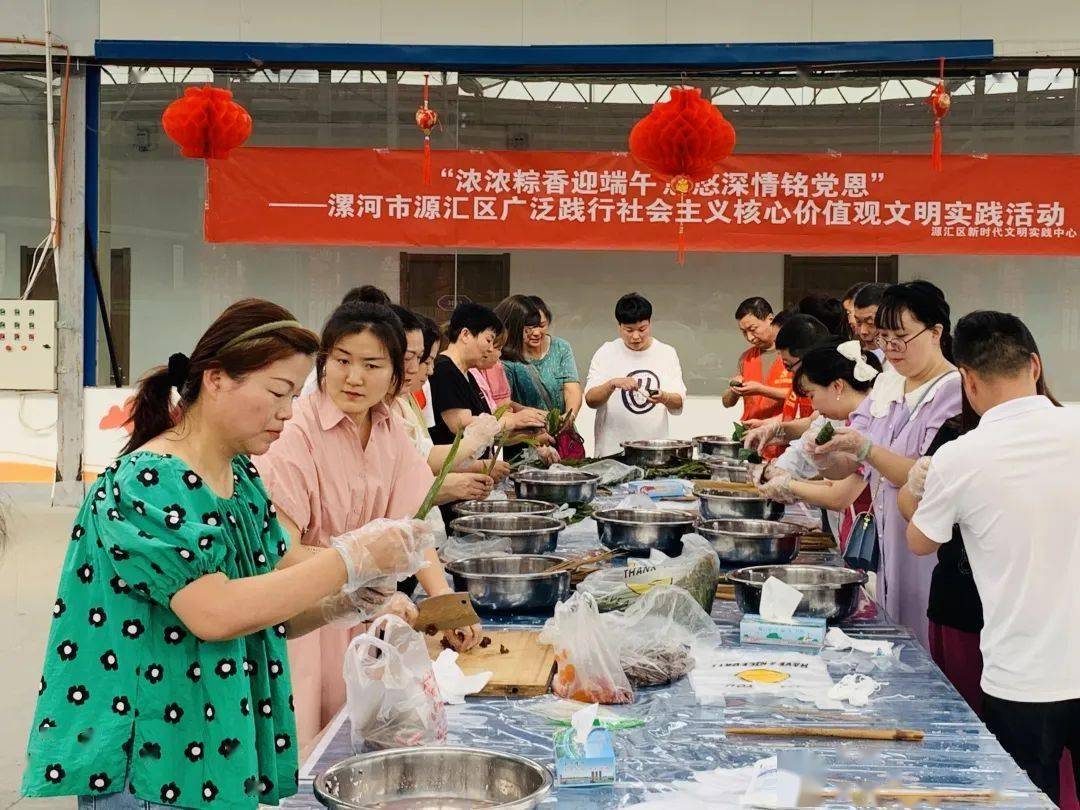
[77,788,173,810]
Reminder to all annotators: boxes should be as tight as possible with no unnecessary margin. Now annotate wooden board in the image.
[424,629,556,698]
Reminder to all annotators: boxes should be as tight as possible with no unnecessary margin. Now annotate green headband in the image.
[220,320,303,352]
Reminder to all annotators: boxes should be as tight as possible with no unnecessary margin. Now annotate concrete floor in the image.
[1,496,77,809]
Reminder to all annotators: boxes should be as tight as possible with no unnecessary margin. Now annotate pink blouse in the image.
[471,365,512,411]
[254,388,434,546]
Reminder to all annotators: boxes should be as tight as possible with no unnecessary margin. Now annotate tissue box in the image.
[554,726,615,787]
[626,479,688,500]
[740,613,827,649]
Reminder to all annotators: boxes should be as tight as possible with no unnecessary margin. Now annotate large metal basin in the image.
[510,469,599,506]
[696,487,785,521]
[315,746,553,809]
[693,434,742,460]
[695,518,801,567]
[446,554,570,614]
[454,499,558,518]
[449,513,565,555]
[593,507,695,556]
[728,564,868,624]
[620,439,694,468]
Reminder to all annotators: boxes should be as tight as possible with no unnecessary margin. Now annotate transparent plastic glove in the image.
[744,420,785,451]
[370,592,419,626]
[906,455,932,500]
[461,413,502,459]
[811,426,871,459]
[331,518,433,593]
[537,446,561,467]
[758,472,797,504]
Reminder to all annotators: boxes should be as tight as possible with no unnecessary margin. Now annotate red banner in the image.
[205,147,1080,255]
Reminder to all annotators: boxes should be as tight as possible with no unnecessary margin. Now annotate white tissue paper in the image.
[552,503,577,521]
[431,649,492,705]
[571,702,600,746]
[826,674,881,707]
[759,577,804,624]
[825,627,894,656]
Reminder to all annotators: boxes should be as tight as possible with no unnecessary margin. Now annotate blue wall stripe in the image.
[95,39,993,69]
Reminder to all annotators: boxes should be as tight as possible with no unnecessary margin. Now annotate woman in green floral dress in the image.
[22,300,431,810]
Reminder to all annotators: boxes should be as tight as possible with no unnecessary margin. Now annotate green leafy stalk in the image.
[493,403,512,421]
[485,432,541,476]
[415,430,463,519]
[731,422,748,442]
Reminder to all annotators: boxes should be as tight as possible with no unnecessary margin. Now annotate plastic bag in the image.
[577,534,721,613]
[438,533,512,563]
[549,459,643,486]
[539,592,634,705]
[603,585,721,687]
[343,614,448,752]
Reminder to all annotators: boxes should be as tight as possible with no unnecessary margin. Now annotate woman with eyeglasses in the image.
[807,281,961,648]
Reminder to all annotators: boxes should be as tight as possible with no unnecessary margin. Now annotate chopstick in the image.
[822,787,998,803]
[726,726,925,742]
[545,549,626,573]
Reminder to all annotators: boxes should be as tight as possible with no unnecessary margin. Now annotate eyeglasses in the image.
[875,327,928,354]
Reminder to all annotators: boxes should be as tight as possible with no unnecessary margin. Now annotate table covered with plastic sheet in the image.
[285,509,1054,809]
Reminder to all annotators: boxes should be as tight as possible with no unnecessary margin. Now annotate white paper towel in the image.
[431,649,492,705]
[825,627,894,656]
[570,702,600,746]
[759,577,803,624]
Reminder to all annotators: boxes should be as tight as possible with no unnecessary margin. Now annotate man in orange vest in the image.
[723,298,790,422]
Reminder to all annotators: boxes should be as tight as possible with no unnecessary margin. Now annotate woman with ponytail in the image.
[805,281,961,647]
[23,300,433,810]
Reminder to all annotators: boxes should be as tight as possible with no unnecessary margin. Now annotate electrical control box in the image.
[0,299,58,391]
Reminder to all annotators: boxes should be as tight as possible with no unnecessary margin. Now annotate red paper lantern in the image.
[162,86,252,160]
[926,58,951,171]
[415,73,439,184]
[629,87,736,262]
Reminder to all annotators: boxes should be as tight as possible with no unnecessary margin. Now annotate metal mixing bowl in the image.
[727,564,868,624]
[593,507,696,556]
[449,514,565,555]
[454,499,558,518]
[446,554,571,614]
[620,439,694,468]
[695,518,801,567]
[511,469,599,505]
[696,487,785,521]
[693,434,742,460]
[315,746,553,809]
[706,459,753,483]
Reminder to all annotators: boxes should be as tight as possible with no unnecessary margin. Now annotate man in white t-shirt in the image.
[584,292,687,457]
[906,311,1080,805]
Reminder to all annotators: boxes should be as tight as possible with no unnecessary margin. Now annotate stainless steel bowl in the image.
[696,518,801,568]
[449,514,565,555]
[696,487,785,521]
[693,434,742,460]
[446,554,571,614]
[315,746,554,809]
[706,459,753,483]
[453,499,558,518]
[620,439,694,468]
[511,468,599,505]
[593,507,696,556]
[728,564,868,624]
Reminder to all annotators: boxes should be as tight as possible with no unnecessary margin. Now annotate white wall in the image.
[2,0,1080,58]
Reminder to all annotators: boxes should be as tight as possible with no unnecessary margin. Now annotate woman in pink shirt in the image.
[255,301,481,750]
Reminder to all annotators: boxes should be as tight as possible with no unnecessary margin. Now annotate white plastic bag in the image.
[577,534,720,613]
[438,533,512,563]
[343,614,448,751]
[603,585,721,687]
[540,592,634,704]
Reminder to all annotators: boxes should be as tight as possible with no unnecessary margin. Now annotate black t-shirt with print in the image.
[428,355,491,446]
[925,417,985,633]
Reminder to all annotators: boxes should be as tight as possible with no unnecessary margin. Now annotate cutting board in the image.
[423,629,556,698]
